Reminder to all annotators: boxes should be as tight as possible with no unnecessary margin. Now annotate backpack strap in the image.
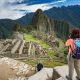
[69,40,76,54]
[69,45,74,53]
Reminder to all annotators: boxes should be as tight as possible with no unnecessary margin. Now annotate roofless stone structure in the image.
[0,32,47,58]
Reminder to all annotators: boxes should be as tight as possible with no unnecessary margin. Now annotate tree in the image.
[13,23,21,31]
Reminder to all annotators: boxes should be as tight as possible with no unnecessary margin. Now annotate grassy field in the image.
[22,58,65,68]
[24,34,50,49]
[23,34,66,68]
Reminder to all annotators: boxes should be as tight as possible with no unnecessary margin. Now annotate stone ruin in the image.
[0,32,47,58]
[0,39,47,58]
[0,32,65,80]
[0,32,70,80]
[45,34,59,49]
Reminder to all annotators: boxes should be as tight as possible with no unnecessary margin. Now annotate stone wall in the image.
[0,57,33,76]
[0,39,47,58]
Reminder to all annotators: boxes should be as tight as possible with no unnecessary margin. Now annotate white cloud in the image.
[12,3,57,12]
[49,0,66,4]
[0,9,25,20]
[0,0,66,20]
[0,0,24,4]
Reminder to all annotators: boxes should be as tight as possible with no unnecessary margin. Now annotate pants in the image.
[67,54,80,79]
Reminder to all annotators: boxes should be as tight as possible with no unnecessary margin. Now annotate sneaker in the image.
[66,76,72,80]
[76,76,80,80]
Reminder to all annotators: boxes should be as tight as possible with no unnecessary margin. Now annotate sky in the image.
[0,0,80,20]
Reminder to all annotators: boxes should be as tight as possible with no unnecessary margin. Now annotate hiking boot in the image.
[76,76,80,80]
[66,76,72,80]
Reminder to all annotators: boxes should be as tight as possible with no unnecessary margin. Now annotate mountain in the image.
[0,19,15,38]
[17,5,80,28]
[30,9,52,33]
[44,5,80,28]
[27,9,69,39]
[0,13,33,38]
[16,13,33,26]
[0,5,80,38]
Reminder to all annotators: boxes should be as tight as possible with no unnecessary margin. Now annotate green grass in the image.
[23,58,65,68]
[47,50,56,58]
[23,34,66,67]
[24,34,50,49]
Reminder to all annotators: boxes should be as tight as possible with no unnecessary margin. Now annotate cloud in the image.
[0,0,66,20]
[50,0,66,4]
[0,9,25,20]
[13,3,57,12]
[0,0,24,4]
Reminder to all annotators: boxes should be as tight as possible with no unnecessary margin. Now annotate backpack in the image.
[72,39,80,59]
[36,63,43,71]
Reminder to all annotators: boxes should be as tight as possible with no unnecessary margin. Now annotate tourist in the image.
[65,29,80,80]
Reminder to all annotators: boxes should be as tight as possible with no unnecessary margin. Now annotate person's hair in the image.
[70,29,80,39]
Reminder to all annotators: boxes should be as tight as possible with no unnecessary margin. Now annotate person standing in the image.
[65,29,80,80]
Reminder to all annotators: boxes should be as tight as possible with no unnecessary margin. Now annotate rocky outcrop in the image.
[31,9,52,34]
[54,65,77,80]
[0,57,33,76]
[28,68,53,80]
[8,68,60,80]
[0,57,36,80]
[28,9,70,39]
[28,68,61,80]
[0,57,60,80]
[9,65,77,80]
[0,57,76,80]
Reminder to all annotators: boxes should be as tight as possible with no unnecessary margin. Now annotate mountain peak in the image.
[35,9,43,14]
[30,9,52,34]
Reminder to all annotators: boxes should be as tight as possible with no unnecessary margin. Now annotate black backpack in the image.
[37,63,43,71]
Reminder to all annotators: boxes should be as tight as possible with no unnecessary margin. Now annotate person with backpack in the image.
[65,29,80,80]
